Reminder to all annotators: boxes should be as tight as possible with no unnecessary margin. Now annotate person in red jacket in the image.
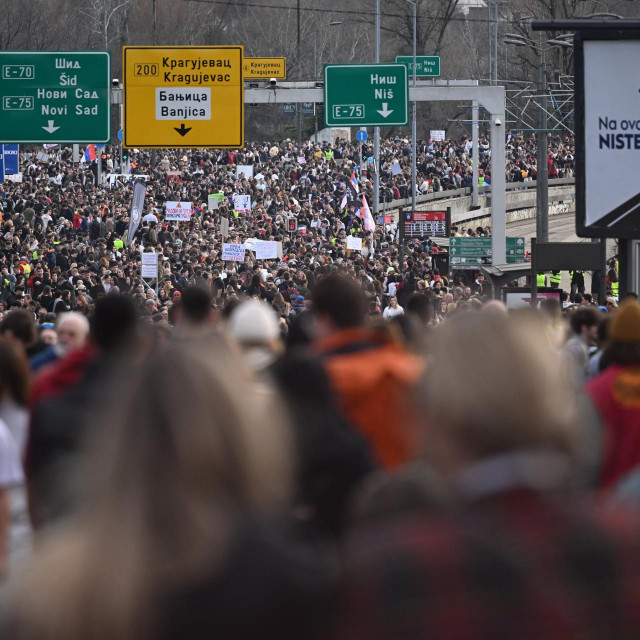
[587,300,640,490]
[311,274,423,469]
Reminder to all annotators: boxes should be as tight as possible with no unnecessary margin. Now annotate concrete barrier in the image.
[382,179,576,227]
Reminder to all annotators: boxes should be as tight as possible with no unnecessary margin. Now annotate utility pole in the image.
[472,100,479,207]
[536,51,549,242]
[151,0,157,169]
[296,0,302,146]
[409,0,420,214]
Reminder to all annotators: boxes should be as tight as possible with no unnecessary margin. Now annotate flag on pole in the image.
[82,144,96,163]
[340,191,348,211]
[361,193,375,232]
[350,171,359,194]
[127,181,147,246]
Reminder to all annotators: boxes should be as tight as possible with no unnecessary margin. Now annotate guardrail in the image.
[381,177,575,214]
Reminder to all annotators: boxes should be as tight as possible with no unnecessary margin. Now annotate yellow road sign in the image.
[242,57,286,79]
[123,46,243,149]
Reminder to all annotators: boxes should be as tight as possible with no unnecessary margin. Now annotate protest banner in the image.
[233,195,251,213]
[346,236,363,251]
[236,165,254,179]
[141,252,158,279]
[255,241,278,260]
[220,216,230,239]
[222,243,246,261]
[165,201,192,221]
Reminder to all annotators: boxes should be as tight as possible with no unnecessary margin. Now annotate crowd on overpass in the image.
[3,134,640,640]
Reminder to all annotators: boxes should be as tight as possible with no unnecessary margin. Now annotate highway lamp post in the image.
[406,0,421,215]
[296,0,302,146]
[313,22,342,145]
[503,34,572,243]
[373,0,380,216]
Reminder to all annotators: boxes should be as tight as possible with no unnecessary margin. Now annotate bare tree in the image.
[78,0,132,49]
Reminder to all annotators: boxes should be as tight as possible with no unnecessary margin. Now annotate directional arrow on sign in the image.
[42,120,60,134]
[174,123,192,137]
[377,103,393,118]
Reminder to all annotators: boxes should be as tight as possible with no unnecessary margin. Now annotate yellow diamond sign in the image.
[123,46,243,149]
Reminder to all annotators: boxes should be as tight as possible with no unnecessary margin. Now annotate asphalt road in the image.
[506,212,617,293]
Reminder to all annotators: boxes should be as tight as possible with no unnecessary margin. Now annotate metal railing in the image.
[381,177,575,214]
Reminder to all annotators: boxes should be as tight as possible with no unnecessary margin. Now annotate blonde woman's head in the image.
[9,333,292,640]
[418,311,578,473]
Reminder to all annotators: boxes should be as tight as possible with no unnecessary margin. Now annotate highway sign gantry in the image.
[123,46,244,149]
[0,51,110,144]
[324,63,409,127]
[395,56,441,77]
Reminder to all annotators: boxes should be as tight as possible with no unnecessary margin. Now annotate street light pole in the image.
[373,0,380,216]
[407,0,420,214]
[536,51,549,242]
[296,0,302,146]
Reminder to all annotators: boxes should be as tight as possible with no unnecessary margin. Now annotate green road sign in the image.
[395,56,441,77]
[450,237,525,266]
[0,51,110,144]
[324,64,408,127]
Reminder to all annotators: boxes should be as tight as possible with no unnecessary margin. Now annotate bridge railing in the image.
[380,178,575,216]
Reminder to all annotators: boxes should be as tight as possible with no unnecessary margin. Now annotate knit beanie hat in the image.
[227,301,280,344]
[610,301,640,344]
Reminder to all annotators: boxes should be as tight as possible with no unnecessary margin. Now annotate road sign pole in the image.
[490,110,506,265]
[374,0,380,216]
[530,237,538,307]
[119,103,123,169]
[472,100,479,208]
[399,207,406,260]
[618,239,639,298]
[537,52,549,243]
[410,0,418,214]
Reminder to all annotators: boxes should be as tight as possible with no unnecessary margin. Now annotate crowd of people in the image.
[0,133,575,330]
[2,135,640,639]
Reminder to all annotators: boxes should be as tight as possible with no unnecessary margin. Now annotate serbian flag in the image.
[340,190,348,211]
[83,144,96,163]
[361,193,375,232]
[350,171,359,195]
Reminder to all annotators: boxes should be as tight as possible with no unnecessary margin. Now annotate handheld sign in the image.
[222,243,245,261]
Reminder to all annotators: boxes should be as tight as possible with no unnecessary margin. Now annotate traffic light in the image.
[288,217,298,233]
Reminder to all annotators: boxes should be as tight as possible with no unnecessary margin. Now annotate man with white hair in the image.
[29,312,90,372]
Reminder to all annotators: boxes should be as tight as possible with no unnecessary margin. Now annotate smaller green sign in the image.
[450,237,525,266]
[395,56,441,77]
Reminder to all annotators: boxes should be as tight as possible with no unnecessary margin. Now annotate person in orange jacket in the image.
[311,274,424,468]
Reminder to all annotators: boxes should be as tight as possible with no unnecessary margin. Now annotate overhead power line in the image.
[185,0,532,26]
